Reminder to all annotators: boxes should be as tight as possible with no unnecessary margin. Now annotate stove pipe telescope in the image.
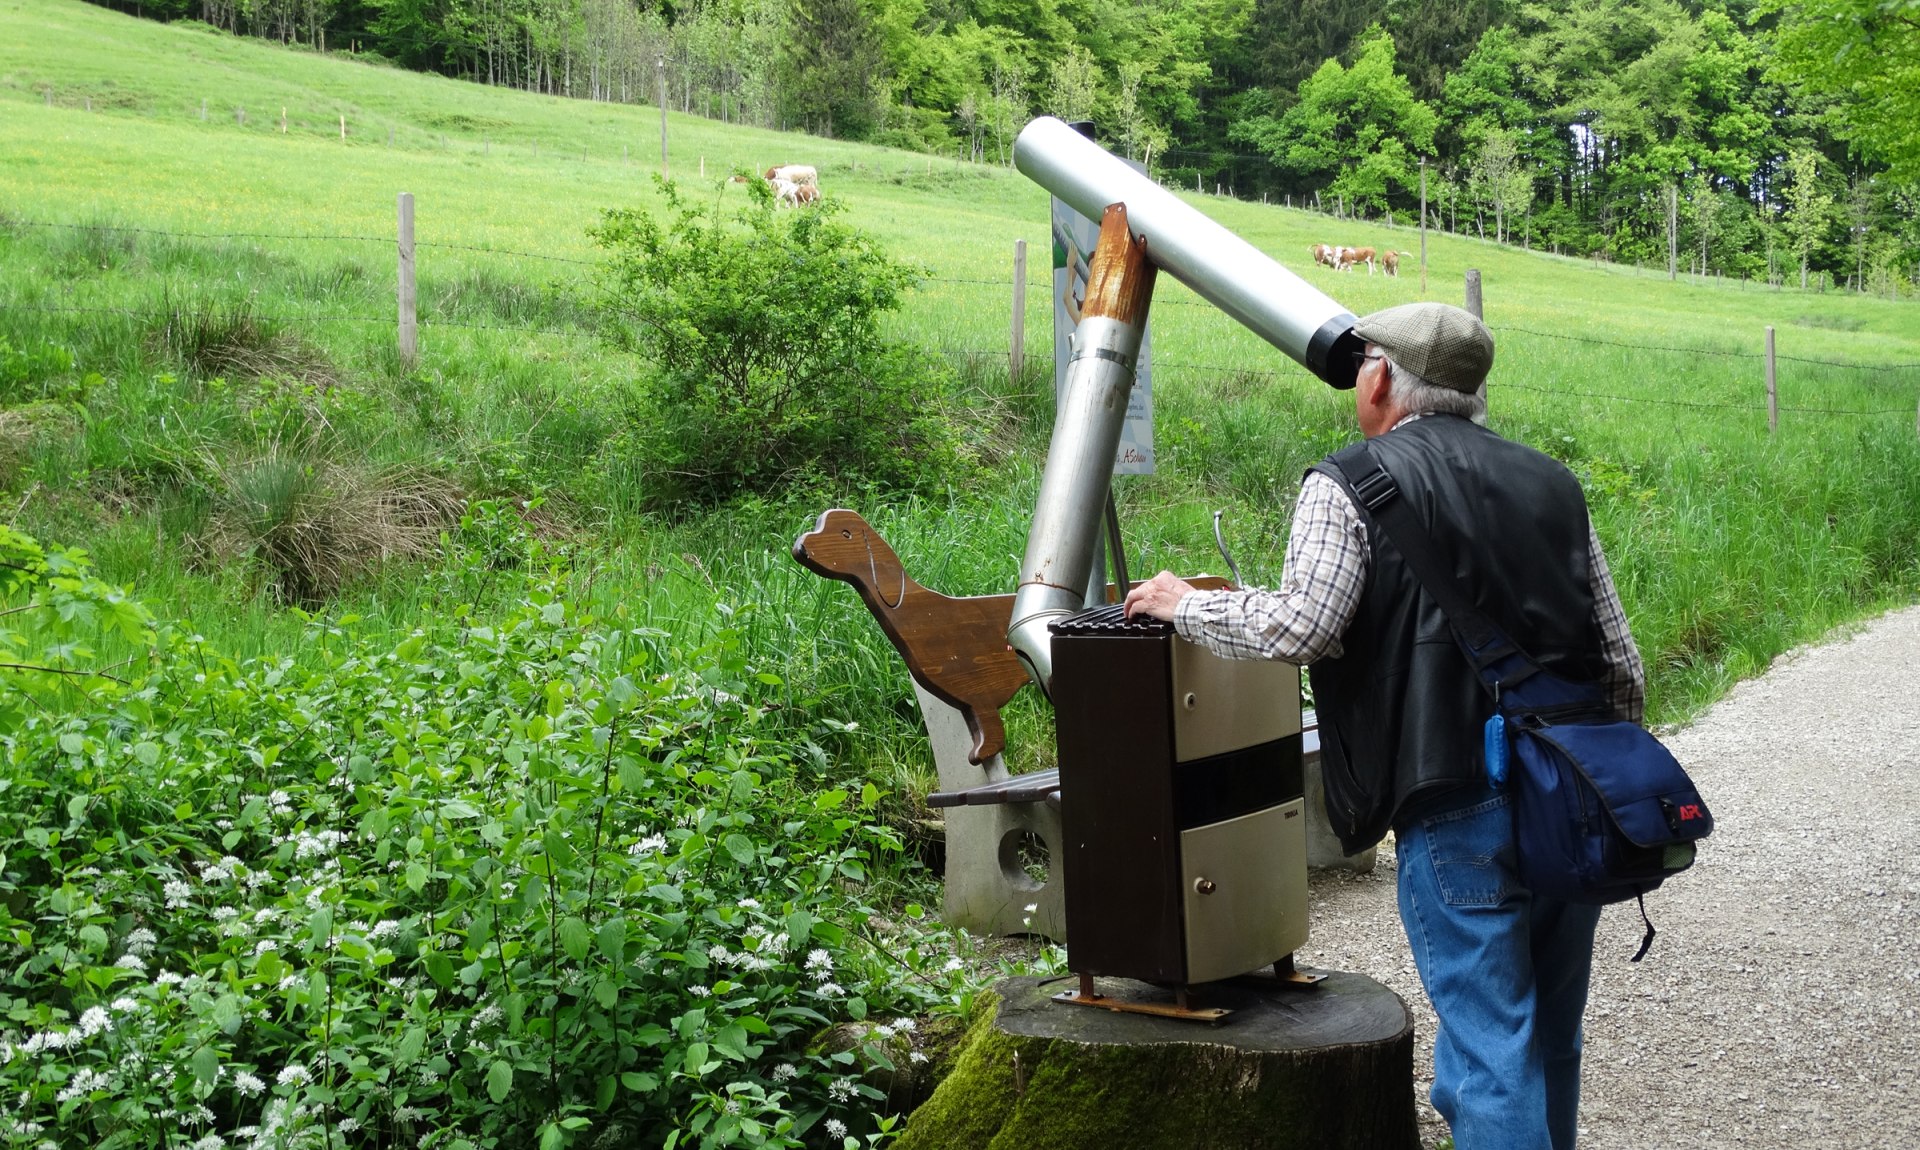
[1007,116,1364,694]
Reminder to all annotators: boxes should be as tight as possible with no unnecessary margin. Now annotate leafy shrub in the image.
[590,180,971,511]
[0,529,986,1149]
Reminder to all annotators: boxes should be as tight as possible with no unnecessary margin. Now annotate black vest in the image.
[1308,415,1606,854]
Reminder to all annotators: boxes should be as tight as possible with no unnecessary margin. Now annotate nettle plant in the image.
[0,520,974,1149]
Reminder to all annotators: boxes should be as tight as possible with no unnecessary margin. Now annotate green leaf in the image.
[486,1059,513,1103]
[785,911,814,947]
[621,1070,661,1092]
[632,1023,671,1047]
[593,979,616,1009]
[712,1023,749,1062]
[596,1072,618,1110]
[596,917,625,963]
[860,782,880,808]
[396,1026,427,1063]
[190,1044,220,1086]
[722,833,756,866]
[58,733,83,755]
[560,916,591,961]
[405,862,429,893]
[424,952,455,987]
[683,1042,709,1075]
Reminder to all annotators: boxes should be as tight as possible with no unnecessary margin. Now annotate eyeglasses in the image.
[1351,351,1386,371]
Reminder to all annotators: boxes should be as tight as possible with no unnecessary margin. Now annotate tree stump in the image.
[897,973,1416,1150]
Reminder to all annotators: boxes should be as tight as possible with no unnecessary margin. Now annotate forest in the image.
[83,0,1920,291]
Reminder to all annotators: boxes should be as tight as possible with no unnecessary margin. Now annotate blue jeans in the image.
[1395,786,1602,1150]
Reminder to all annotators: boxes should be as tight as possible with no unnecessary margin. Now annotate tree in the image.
[1229,26,1437,213]
[1469,128,1533,244]
[1046,44,1101,122]
[779,0,887,137]
[1782,148,1834,289]
[1762,0,1920,183]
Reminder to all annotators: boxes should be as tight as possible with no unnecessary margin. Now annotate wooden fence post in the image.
[1011,239,1027,386]
[1765,325,1777,434]
[1667,185,1678,282]
[281,107,287,133]
[657,55,668,176]
[1419,158,1429,296]
[200,98,207,121]
[1464,269,1483,319]
[236,106,245,126]
[397,193,417,367]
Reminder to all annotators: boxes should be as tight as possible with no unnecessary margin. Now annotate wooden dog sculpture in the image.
[793,509,1027,764]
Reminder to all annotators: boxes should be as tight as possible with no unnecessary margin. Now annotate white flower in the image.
[164,880,192,909]
[814,981,844,996]
[771,1063,798,1082]
[212,907,239,922]
[125,928,158,956]
[824,1118,848,1140]
[78,1006,113,1036]
[154,971,185,986]
[629,833,668,857]
[805,948,833,975]
[276,1063,309,1086]
[470,1004,503,1030]
[337,1118,360,1134]
[872,1024,895,1040]
[108,996,138,1014]
[737,898,760,910]
[827,1075,858,1102]
[234,1071,266,1097]
[708,944,733,964]
[114,954,147,972]
[254,940,278,956]
[891,1017,915,1033]
[942,957,964,973]
[723,1099,741,1115]
[56,1067,109,1103]
[369,920,403,941]
[909,1051,929,1064]
[190,1135,226,1150]
[688,985,711,998]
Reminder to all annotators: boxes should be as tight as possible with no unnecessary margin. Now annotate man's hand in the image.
[1124,571,1200,621]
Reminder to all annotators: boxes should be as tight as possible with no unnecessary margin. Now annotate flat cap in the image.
[1351,302,1494,393]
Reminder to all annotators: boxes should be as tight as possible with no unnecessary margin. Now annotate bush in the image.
[0,529,992,1149]
[590,180,970,512]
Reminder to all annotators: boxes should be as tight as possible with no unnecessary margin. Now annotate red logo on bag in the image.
[1677,804,1702,821]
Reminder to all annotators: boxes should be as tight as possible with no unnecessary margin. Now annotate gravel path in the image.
[1298,604,1920,1149]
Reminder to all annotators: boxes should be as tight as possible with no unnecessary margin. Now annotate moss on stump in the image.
[897,973,1416,1150]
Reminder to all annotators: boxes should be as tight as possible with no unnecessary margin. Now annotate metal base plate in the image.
[1051,985,1232,1024]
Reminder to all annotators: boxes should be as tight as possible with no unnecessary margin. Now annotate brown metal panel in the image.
[1052,630,1185,982]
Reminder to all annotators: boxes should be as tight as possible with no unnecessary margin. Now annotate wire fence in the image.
[5,216,1918,426]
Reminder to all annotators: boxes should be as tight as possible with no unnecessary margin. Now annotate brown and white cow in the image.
[764,164,819,187]
[1337,245,1377,274]
[1381,250,1411,277]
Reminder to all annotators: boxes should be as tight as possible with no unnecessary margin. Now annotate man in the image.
[1123,302,1645,1150]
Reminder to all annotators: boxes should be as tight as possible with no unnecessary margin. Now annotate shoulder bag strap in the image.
[1320,441,1541,700]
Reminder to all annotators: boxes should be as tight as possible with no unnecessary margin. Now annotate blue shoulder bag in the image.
[1328,443,1713,961]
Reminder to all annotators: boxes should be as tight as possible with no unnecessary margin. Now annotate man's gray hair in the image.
[1381,353,1487,423]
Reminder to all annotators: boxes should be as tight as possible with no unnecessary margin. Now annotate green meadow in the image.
[4,0,1920,760]
[5,1,1920,1143]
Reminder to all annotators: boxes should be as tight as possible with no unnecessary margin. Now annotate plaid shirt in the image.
[1174,438,1647,723]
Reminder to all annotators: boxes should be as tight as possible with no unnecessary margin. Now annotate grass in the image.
[2,0,1920,807]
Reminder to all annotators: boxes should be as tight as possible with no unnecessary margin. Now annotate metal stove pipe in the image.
[1012,116,1364,391]
[1008,204,1155,695]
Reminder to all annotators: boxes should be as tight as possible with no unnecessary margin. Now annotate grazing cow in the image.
[1311,242,1339,270]
[1337,245,1377,274]
[792,182,821,205]
[1381,249,1410,277]
[764,164,819,187]
[769,176,804,207]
